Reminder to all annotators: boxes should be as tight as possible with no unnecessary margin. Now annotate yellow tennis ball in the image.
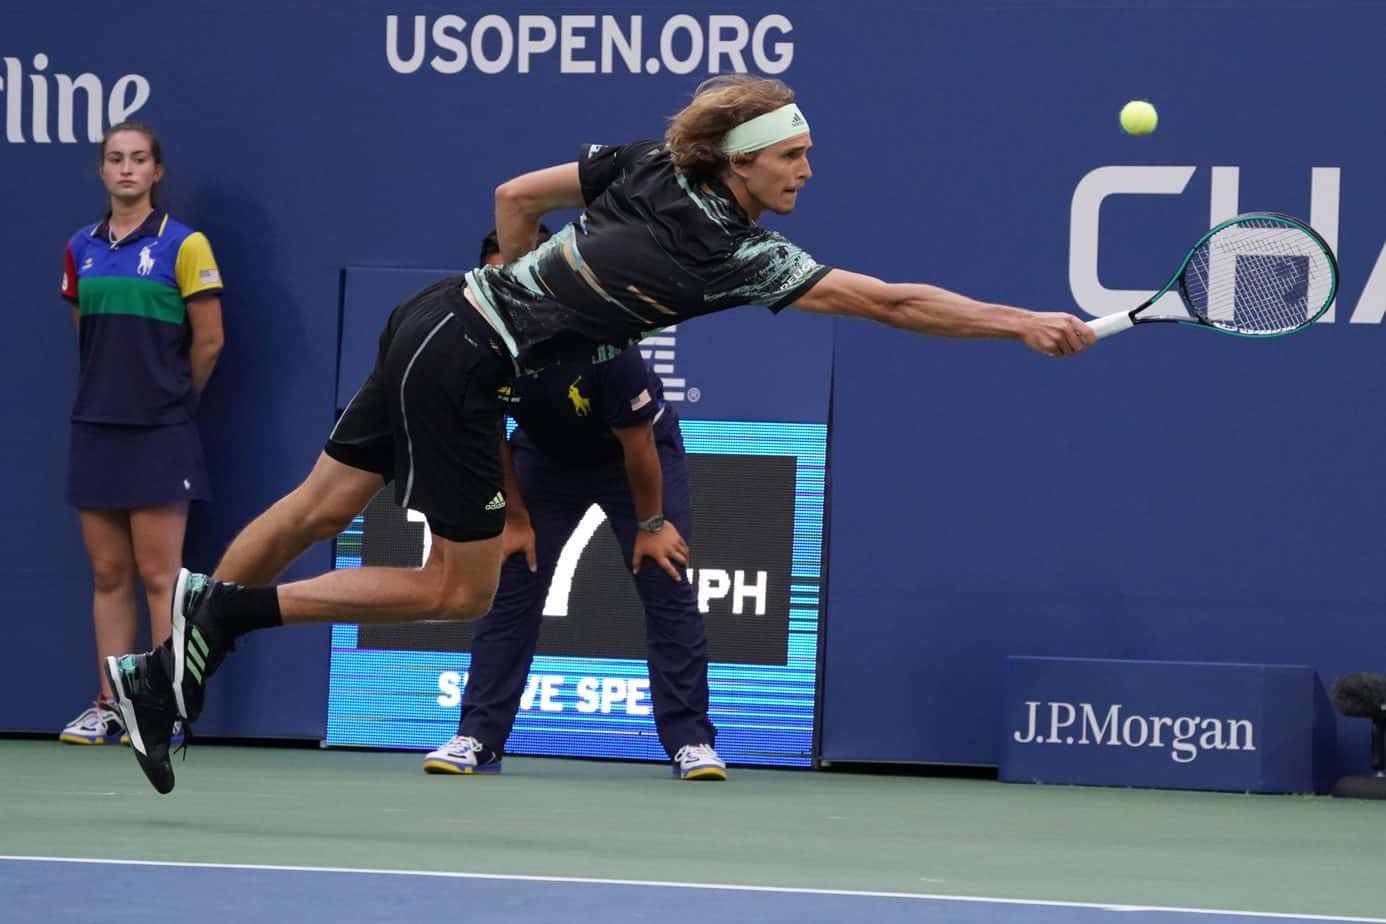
[1120,100,1158,136]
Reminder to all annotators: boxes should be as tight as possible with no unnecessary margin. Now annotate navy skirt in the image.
[66,420,212,509]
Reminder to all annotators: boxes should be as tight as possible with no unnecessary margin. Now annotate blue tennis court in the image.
[7,857,1384,924]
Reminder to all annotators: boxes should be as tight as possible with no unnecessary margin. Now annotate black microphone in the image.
[1331,673,1386,718]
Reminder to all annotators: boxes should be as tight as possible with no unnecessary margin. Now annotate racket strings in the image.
[1181,218,1334,335]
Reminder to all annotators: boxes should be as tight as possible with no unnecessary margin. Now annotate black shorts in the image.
[326,278,515,542]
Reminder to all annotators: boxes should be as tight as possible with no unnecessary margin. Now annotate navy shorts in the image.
[326,278,514,543]
[66,419,211,509]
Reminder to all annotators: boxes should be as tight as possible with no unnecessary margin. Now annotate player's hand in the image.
[1022,312,1096,357]
[501,518,537,573]
[633,521,690,582]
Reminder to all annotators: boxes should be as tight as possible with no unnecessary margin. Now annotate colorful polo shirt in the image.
[62,211,222,425]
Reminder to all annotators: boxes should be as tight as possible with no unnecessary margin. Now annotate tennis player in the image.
[105,75,1095,793]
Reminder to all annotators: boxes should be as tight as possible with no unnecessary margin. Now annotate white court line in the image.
[0,856,1381,923]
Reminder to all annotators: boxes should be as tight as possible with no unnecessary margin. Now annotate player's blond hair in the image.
[665,76,797,179]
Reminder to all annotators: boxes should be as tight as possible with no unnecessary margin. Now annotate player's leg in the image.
[213,310,400,587]
[275,529,502,622]
[601,435,722,779]
[108,279,510,794]
[111,524,506,792]
[426,439,589,773]
[170,289,510,710]
[212,453,385,586]
[158,285,420,725]
[159,346,396,725]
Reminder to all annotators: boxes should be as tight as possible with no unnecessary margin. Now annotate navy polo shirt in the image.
[503,346,677,467]
[62,210,223,425]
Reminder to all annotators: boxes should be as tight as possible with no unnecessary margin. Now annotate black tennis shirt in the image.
[465,140,831,374]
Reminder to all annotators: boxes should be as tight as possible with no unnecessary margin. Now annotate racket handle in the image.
[1088,312,1134,340]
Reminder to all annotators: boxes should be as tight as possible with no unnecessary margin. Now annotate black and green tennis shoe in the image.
[169,568,236,723]
[103,651,180,795]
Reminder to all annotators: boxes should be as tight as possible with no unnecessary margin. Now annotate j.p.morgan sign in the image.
[999,657,1332,794]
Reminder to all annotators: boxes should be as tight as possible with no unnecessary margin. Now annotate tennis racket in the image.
[1088,212,1338,340]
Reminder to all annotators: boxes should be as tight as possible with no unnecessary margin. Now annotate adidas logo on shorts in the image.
[484,492,506,511]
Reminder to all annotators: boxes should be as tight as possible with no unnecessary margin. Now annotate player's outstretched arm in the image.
[494,163,584,262]
[792,269,1095,357]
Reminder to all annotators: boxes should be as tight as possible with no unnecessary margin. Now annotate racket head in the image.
[1172,212,1339,337]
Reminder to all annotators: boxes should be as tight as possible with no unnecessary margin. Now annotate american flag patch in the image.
[199,269,221,285]
[630,389,651,411]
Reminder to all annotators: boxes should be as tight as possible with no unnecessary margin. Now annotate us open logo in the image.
[385,13,794,76]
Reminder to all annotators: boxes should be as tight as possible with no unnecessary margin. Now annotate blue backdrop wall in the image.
[2,1,1382,771]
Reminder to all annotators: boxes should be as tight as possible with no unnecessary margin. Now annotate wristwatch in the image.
[637,514,665,534]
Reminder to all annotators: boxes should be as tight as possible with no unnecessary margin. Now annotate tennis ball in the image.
[1120,100,1158,136]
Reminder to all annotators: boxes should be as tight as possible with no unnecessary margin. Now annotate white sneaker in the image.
[673,743,727,780]
[422,735,502,775]
[59,699,126,745]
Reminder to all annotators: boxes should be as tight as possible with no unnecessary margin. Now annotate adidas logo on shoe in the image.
[484,492,506,511]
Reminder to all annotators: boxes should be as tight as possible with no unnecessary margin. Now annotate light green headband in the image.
[720,104,810,156]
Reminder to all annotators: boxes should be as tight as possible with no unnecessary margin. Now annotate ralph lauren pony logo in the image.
[137,244,155,276]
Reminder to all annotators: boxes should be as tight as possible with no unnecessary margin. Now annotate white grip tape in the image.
[1088,312,1135,340]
